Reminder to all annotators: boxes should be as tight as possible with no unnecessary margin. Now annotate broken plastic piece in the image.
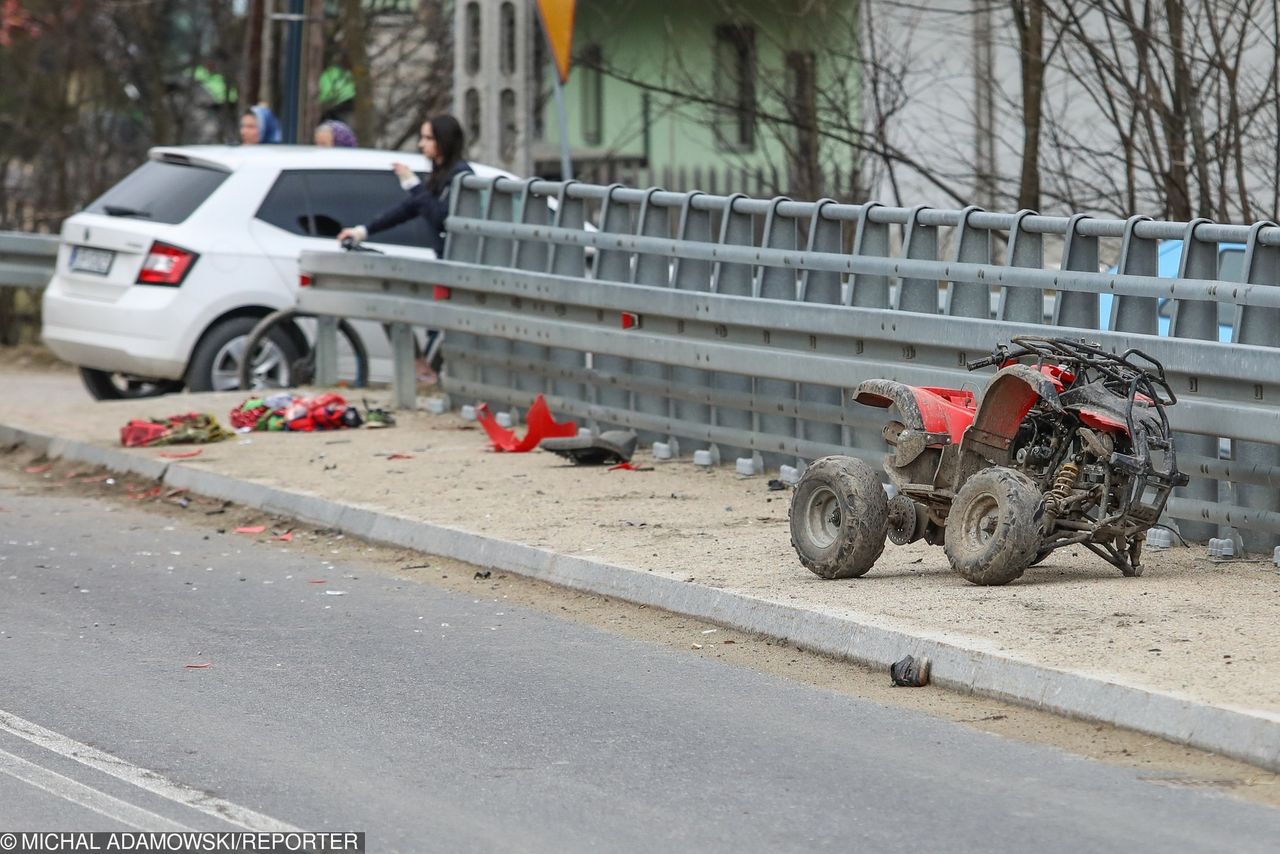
[184,663,212,669]
[475,394,577,452]
[767,479,786,491]
[890,655,931,687]
[540,430,638,466]
[234,525,267,534]
[158,449,203,459]
[274,531,294,542]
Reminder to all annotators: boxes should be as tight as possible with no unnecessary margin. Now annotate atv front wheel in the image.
[944,466,1041,586]
[789,456,888,579]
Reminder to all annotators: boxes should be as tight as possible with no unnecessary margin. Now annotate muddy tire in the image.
[789,456,888,579]
[944,466,1041,586]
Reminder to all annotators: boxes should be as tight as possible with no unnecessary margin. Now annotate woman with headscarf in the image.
[239,105,282,144]
[336,114,472,256]
[314,119,358,148]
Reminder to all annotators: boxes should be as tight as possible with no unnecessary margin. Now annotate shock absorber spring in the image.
[1044,461,1081,517]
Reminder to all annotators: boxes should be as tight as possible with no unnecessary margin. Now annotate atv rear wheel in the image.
[789,456,888,579]
[944,466,1041,586]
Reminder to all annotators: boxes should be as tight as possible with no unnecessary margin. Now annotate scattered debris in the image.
[540,430,638,466]
[23,464,51,474]
[121,413,229,447]
[890,655,931,687]
[184,663,212,669]
[766,479,786,491]
[324,590,347,596]
[157,449,203,459]
[475,394,576,452]
[691,643,703,650]
[386,453,414,461]
[701,629,717,635]
[274,531,294,542]
[474,570,492,580]
[234,525,267,534]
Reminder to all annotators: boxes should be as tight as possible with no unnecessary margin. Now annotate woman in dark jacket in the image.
[337,114,473,256]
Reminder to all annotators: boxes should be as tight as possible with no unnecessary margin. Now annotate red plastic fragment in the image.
[234,525,267,534]
[474,394,577,452]
[158,449,203,459]
[308,579,327,584]
[274,531,294,542]
[23,464,51,474]
[609,462,638,471]
[184,663,212,669]
[386,453,414,460]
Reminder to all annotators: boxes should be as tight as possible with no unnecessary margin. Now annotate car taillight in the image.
[136,241,197,286]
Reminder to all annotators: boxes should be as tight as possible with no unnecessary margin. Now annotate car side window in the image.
[301,170,433,248]
[255,171,313,236]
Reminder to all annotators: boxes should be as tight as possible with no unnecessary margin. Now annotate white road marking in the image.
[0,747,191,830]
[0,709,300,831]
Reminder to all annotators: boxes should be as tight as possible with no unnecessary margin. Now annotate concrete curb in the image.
[6,422,1279,772]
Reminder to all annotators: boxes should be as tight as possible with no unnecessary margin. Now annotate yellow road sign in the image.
[536,0,577,84]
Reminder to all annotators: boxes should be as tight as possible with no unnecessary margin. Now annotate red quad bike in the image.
[789,336,1189,585]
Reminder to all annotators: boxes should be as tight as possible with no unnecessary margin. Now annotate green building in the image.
[455,1,860,200]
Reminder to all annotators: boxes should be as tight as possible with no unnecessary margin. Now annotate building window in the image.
[580,43,603,146]
[785,51,818,185]
[500,2,517,75]
[500,88,518,162]
[532,24,547,140]
[465,2,481,76]
[465,88,481,143]
[714,24,755,151]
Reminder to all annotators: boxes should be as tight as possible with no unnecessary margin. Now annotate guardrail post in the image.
[590,184,635,433]
[798,199,847,465]
[476,178,517,419]
[999,209,1043,323]
[1232,221,1280,552]
[710,194,755,465]
[314,315,339,387]
[945,205,991,318]
[389,322,416,409]
[1053,213,1100,329]
[897,205,939,313]
[630,188,674,446]
[1169,219,1220,542]
[440,174,487,395]
[671,192,715,458]
[755,197,799,472]
[547,182,587,405]
[509,178,552,403]
[1110,215,1158,334]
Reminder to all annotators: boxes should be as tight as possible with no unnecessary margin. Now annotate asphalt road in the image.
[1,480,1278,853]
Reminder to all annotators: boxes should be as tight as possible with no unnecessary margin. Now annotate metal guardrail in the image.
[299,176,1280,549]
[0,231,58,289]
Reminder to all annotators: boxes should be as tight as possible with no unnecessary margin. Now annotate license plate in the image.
[70,246,115,275]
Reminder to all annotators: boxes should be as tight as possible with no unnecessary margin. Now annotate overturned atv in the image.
[789,337,1188,585]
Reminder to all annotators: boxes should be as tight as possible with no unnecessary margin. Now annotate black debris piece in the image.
[539,430,638,465]
[890,655,931,687]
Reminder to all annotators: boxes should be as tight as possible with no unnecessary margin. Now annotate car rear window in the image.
[255,169,432,248]
[84,159,229,225]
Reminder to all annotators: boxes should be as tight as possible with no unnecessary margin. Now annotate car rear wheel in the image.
[79,368,184,401]
[187,316,301,392]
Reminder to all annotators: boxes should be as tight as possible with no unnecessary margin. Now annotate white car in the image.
[41,144,510,399]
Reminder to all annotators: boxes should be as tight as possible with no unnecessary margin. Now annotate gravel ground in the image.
[2,367,1278,717]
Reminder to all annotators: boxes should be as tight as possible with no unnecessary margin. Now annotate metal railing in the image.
[0,231,58,289]
[298,176,1280,549]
